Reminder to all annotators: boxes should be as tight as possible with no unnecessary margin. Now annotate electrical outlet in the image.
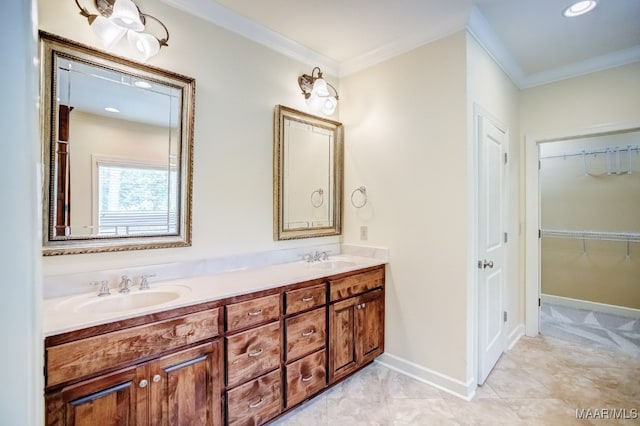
[360,225,368,241]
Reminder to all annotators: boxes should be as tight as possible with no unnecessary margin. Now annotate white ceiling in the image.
[163,0,640,88]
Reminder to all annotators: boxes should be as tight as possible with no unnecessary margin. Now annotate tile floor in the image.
[540,302,640,358]
[271,335,640,425]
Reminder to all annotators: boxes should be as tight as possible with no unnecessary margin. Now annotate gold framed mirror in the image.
[40,32,195,255]
[273,105,343,240]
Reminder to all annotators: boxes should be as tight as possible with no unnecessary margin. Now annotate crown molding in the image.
[163,0,639,88]
[338,14,469,77]
[467,6,526,87]
[161,0,339,76]
[467,6,640,89]
[516,45,640,89]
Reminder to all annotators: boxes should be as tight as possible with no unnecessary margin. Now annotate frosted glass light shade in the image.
[311,78,330,97]
[305,92,323,112]
[111,0,144,31]
[321,96,337,115]
[91,15,127,50]
[127,31,160,61]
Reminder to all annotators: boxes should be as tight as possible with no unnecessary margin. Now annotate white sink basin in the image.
[311,260,357,270]
[56,285,191,315]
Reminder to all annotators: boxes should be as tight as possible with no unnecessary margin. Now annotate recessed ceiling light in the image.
[563,0,598,17]
[104,106,120,113]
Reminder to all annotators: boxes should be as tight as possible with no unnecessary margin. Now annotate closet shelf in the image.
[541,229,640,242]
[539,145,639,160]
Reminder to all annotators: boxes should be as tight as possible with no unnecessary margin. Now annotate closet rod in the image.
[541,229,640,242]
[540,145,639,160]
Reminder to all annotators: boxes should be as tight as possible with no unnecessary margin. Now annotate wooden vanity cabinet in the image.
[283,283,328,408]
[224,292,283,425]
[45,264,385,426]
[45,308,224,426]
[328,267,385,383]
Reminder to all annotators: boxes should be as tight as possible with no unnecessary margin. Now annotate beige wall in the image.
[520,63,640,137]
[340,32,521,388]
[540,132,640,309]
[39,0,341,275]
[341,32,469,382]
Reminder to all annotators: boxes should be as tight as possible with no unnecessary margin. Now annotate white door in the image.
[477,114,508,385]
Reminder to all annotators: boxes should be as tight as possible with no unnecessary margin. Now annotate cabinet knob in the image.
[139,379,148,388]
[152,374,161,383]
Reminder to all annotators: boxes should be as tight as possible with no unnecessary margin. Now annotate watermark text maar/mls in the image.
[576,408,638,420]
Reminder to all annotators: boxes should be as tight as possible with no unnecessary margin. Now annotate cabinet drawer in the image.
[46,308,221,388]
[329,267,384,302]
[285,308,326,362]
[285,349,326,408]
[227,369,282,426]
[226,294,280,332]
[226,321,281,387]
[285,284,326,315]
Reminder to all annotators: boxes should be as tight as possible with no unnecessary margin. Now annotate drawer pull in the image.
[248,348,264,357]
[249,397,264,408]
[302,296,314,302]
[302,329,315,337]
[247,309,263,317]
[301,374,313,382]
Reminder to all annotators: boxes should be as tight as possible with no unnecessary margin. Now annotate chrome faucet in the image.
[304,250,330,262]
[93,280,111,297]
[119,275,133,293]
[316,251,329,261]
[139,274,156,290]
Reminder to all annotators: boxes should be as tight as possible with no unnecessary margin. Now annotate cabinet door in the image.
[149,341,223,426]
[328,296,358,382]
[356,289,384,365]
[46,366,146,426]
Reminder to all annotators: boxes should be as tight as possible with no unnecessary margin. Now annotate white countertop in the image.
[43,255,386,337]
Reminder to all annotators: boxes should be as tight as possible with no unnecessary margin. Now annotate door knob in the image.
[478,259,494,269]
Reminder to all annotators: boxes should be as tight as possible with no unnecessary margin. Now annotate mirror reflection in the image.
[274,105,343,240]
[41,32,194,255]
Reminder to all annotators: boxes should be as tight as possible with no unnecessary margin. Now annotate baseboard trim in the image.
[375,353,475,401]
[542,294,640,319]
[507,324,525,349]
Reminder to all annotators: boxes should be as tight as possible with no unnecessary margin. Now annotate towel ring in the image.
[351,185,367,208]
[311,188,324,208]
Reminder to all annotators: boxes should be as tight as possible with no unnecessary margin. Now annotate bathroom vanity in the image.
[43,260,385,425]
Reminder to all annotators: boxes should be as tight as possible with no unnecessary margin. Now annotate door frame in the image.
[471,105,509,387]
[524,121,640,336]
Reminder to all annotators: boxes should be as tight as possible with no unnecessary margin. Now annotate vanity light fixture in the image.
[563,0,598,17]
[74,0,169,61]
[298,67,339,116]
[104,106,120,113]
